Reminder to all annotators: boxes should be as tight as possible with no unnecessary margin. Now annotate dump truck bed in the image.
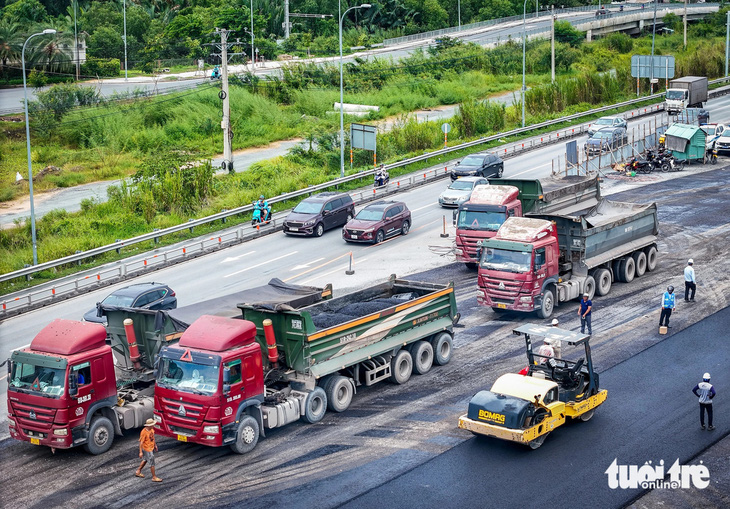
[533,199,658,269]
[239,276,457,377]
[488,174,600,215]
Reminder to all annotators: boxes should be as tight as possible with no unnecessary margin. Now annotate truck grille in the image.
[160,397,204,422]
[482,276,523,301]
[10,401,56,429]
[457,233,483,255]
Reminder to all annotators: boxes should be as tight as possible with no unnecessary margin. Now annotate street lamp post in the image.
[73,0,79,81]
[458,0,461,29]
[339,3,371,179]
[22,29,57,266]
[251,0,255,72]
[650,0,658,94]
[522,0,530,128]
[123,0,128,81]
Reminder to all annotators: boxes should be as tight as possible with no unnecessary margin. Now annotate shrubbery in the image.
[81,57,120,78]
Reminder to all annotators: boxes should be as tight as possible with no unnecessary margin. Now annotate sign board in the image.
[630,55,675,79]
[351,123,377,151]
[441,123,451,134]
[566,140,578,166]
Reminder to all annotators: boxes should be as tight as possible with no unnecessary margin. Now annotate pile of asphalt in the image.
[310,297,407,330]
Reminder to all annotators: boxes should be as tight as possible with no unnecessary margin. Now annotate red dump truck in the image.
[454,175,600,269]
[477,199,659,318]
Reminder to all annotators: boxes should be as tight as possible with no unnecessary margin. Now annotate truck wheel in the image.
[83,416,114,455]
[410,340,434,375]
[632,251,647,277]
[230,415,259,454]
[536,289,554,319]
[612,259,623,282]
[326,376,354,413]
[302,387,328,423]
[594,268,612,296]
[431,332,453,366]
[583,276,596,300]
[389,350,413,384]
[645,245,658,271]
[619,257,635,283]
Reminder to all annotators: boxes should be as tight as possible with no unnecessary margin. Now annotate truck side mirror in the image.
[6,359,11,379]
[68,372,78,397]
[476,247,483,261]
[452,209,457,226]
[223,367,230,384]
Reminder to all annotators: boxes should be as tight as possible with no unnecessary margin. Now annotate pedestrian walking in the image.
[578,293,592,335]
[684,259,696,302]
[659,286,676,328]
[692,373,716,430]
[135,418,162,482]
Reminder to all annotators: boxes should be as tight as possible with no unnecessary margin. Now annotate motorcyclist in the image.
[254,195,271,221]
[374,165,389,187]
[211,65,220,79]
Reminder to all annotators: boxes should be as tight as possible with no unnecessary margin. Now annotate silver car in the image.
[438,176,489,208]
[587,116,627,136]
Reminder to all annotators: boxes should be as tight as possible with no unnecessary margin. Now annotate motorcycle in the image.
[656,150,685,172]
[252,201,272,226]
[706,145,718,165]
[210,67,221,80]
[374,166,390,187]
[627,155,655,174]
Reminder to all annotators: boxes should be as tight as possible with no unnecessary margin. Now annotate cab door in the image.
[222,359,244,426]
[70,361,95,428]
[534,247,548,284]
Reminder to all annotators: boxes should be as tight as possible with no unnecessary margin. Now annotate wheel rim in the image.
[336,385,349,403]
[376,231,383,243]
[398,358,410,377]
[311,396,323,414]
[420,349,432,366]
[316,224,323,236]
[402,222,409,234]
[94,426,109,446]
[544,293,554,316]
[439,340,451,360]
[241,425,255,444]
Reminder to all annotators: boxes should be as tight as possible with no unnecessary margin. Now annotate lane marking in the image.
[224,251,298,278]
[509,162,552,178]
[221,251,256,263]
[291,258,325,271]
[410,203,435,212]
[283,252,354,282]
[302,257,371,286]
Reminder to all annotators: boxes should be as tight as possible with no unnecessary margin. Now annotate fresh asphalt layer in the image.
[335,307,730,509]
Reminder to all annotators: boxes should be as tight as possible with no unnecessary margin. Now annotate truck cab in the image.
[153,315,265,450]
[454,185,522,268]
[7,319,119,453]
[476,217,558,314]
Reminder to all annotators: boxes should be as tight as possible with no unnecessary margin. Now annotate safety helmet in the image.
[583,293,589,298]
[688,259,693,265]
[259,195,265,200]
[703,373,711,381]
[551,318,559,326]
[667,286,674,293]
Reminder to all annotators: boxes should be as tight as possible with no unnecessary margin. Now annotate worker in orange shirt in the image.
[135,418,162,482]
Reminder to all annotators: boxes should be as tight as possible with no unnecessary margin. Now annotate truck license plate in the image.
[290,227,298,232]
[30,438,40,445]
[177,435,187,442]
[497,303,506,309]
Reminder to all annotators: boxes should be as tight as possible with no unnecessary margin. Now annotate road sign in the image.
[631,55,675,79]
[441,123,452,134]
[351,123,376,151]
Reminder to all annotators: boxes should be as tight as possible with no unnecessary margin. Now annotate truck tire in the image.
[645,245,658,272]
[612,259,623,282]
[594,268,612,296]
[83,416,114,455]
[583,276,596,300]
[632,251,647,277]
[230,415,259,454]
[619,257,636,283]
[325,376,354,413]
[302,387,328,423]
[431,332,453,366]
[536,289,555,319]
[389,350,413,384]
[410,340,434,375]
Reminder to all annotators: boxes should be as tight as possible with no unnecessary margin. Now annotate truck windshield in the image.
[481,247,532,273]
[158,358,219,395]
[9,362,66,398]
[666,90,685,100]
[457,210,505,231]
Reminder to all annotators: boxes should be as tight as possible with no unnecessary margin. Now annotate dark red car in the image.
[342,200,411,244]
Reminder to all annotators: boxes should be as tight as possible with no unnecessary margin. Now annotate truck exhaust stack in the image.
[263,319,279,366]
[123,318,142,370]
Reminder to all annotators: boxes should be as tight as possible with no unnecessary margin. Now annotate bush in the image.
[81,57,121,78]
[28,69,48,88]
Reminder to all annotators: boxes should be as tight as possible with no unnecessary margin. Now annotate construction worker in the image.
[578,294,592,335]
[537,341,555,364]
[684,259,696,302]
[692,373,716,430]
[549,318,562,358]
[660,286,675,328]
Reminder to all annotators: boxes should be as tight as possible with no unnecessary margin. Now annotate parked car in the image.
[700,123,727,148]
[83,282,177,325]
[595,7,608,16]
[438,176,489,208]
[715,131,730,155]
[585,126,628,155]
[342,201,411,244]
[283,192,355,237]
[451,152,504,181]
[587,115,627,136]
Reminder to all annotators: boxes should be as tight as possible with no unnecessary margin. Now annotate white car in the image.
[587,116,627,136]
[700,123,727,149]
[715,131,730,155]
[438,176,489,208]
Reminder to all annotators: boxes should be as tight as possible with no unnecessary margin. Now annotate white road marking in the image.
[509,162,552,177]
[410,203,435,212]
[291,258,325,271]
[224,252,298,278]
[221,251,256,263]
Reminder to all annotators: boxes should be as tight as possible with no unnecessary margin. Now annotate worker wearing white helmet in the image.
[547,318,562,358]
[692,373,716,430]
[684,259,696,302]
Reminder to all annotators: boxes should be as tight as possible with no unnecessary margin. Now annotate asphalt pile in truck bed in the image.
[309,294,415,330]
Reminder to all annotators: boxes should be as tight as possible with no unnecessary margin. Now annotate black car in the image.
[83,282,177,324]
[283,192,355,237]
[451,152,504,181]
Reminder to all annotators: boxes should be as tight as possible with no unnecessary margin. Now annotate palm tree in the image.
[0,20,21,76]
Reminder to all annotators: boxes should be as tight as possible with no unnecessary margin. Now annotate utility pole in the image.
[73,0,79,81]
[251,0,255,70]
[285,0,291,39]
[726,10,729,77]
[650,0,658,95]
[123,0,128,82]
[215,28,233,172]
[684,0,688,49]
[551,5,555,83]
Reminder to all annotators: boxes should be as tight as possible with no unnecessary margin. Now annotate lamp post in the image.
[22,29,56,266]
[73,0,79,81]
[251,0,255,72]
[522,0,530,128]
[458,0,461,29]
[122,0,128,81]
[339,3,371,178]
[649,0,658,94]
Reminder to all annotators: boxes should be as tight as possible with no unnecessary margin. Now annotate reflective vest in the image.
[663,292,675,308]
